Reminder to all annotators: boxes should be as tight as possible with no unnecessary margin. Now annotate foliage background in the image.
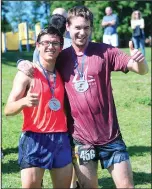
[2,0,152,47]
[50,0,152,46]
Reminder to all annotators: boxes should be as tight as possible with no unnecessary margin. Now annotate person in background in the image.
[101,6,119,47]
[32,8,72,63]
[131,10,145,56]
[1,148,4,159]
[52,8,72,49]
[5,26,73,188]
[17,5,148,188]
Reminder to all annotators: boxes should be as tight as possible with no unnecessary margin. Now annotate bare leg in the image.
[74,160,98,188]
[70,167,78,188]
[108,160,134,188]
[50,163,73,188]
[21,167,45,188]
[70,167,77,188]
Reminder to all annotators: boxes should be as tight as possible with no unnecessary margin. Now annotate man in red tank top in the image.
[16,5,148,189]
[4,27,73,188]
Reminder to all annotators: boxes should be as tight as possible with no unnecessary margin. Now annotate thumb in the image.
[27,84,34,94]
[129,40,134,50]
[129,41,134,55]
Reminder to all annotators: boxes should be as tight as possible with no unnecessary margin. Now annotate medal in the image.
[37,58,61,111]
[74,79,89,92]
[71,47,90,93]
[49,98,61,111]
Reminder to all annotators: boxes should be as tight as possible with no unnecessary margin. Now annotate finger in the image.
[28,102,39,107]
[17,61,34,77]
[17,61,32,70]
[130,49,139,57]
[131,51,145,63]
[30,99,39,104]
[28,85,34,94]
[131,51,144,59]
[27,70,34,78]
[30,93,39,98]
[28,99,39,107]
[28,99,39,104]
[134,56,145,62]
[129,40,134,50]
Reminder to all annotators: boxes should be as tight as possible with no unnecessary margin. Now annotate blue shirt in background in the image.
[103,14,118,35]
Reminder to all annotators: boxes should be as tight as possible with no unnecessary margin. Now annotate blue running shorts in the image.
[18,131,72,170]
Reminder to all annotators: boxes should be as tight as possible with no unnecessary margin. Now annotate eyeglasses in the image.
[39,40,62,48]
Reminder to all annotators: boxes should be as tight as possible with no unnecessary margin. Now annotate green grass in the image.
[2,48,151,188]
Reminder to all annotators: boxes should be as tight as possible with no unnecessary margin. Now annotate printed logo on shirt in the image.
[117,50,124,56]
[72,66,95,86]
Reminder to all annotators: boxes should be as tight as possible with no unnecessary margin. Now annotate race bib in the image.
[75,146,96,165]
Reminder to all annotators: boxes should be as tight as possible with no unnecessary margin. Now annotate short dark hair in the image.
[36,26,64,47]
[49,14,66,36]
[67,5,93,27]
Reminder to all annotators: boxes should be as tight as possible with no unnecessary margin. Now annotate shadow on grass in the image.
[128,146,151,156]
[98,171,151,188]
[98,176,115,188]
[2,147,19,174]
[3,147,18,156]
[133,171,151,186]
[2,51,33,67]
[2,159,20,174]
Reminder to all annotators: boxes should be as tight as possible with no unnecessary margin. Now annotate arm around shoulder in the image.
[17,60,34,77]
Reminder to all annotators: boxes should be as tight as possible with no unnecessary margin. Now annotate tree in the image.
[1,1,12,32]
[2,0,151,46]
[29,1,44,29]
[50,1,85,14]
[4,1,30,32]
[43,1,51,24]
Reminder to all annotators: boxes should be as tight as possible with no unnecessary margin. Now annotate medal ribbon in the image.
[71,47,87,79]
[37,59,56,98]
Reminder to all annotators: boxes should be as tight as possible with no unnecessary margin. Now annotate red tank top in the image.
[22,68,67,133]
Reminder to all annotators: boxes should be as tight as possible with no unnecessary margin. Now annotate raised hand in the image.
[129,40,145,63]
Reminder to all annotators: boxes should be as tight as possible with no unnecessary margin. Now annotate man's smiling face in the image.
[37,34,62,62]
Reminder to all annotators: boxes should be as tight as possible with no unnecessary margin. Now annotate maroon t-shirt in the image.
[57,42,131,145]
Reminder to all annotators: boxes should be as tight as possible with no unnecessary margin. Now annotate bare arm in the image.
[102,20,116,27]
[101,20,110,27]
[102,18,116,27]
[131,20,137,29]
[108,20,116,26]
[131,19,144,30]
[4,71,39,116]
[127,41,148,75]
[140,18,144,29]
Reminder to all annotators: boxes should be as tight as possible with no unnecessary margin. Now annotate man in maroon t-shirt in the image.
[17,5,148,189]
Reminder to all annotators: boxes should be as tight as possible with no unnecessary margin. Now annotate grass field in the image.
[2,48,151,188]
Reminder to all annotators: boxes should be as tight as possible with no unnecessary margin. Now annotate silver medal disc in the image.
[49,98,61,111]
[74,80,89,92]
